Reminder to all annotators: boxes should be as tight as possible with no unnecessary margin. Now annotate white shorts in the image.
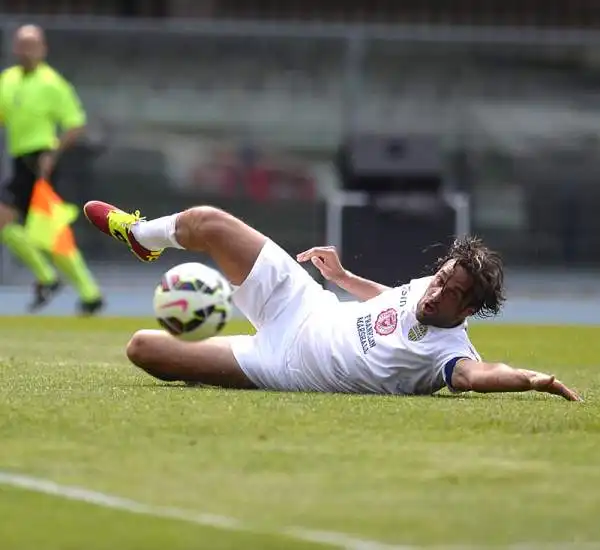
[229,239,337,391]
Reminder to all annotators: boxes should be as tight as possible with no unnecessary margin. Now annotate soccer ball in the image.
[153,262,233,341]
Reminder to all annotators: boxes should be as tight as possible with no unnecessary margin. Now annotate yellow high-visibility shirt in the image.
[0,62,86,157]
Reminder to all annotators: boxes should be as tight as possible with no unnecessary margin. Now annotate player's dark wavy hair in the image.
[435,235,506,318]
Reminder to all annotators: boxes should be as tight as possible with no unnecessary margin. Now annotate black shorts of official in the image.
[0,150,61,219]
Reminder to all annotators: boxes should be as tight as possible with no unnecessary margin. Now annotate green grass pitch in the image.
[1,316,600,549]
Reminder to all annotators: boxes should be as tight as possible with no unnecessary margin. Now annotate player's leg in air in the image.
[84,200,303,389]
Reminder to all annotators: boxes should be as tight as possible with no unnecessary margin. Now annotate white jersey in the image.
[292,276,481,395]
[230,242,481,395]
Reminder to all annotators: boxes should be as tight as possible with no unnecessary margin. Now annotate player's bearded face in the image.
[416,262,475,328]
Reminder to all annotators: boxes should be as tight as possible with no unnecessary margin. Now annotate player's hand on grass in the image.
[296,246,347,284]
[529,372,582,401]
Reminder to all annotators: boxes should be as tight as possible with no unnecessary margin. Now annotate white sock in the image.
[131,214,184,250]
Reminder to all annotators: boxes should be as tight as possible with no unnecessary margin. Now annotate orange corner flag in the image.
[25,178,79,256]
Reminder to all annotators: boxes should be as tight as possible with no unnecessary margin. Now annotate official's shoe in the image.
[28,279,63,312]
[78,297,105,317]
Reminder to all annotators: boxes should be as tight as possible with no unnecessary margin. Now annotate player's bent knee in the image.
[175,206,226,249]
[126,330,181,381]
[174,205,266,286]
[126,329,158,367]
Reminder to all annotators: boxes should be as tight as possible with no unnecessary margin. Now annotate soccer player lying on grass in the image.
[84,200,581,401]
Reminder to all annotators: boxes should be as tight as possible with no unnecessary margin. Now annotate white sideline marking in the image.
[0,471,410,550]
[0,471,598,550]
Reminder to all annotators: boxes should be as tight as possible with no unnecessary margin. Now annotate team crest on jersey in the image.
[408,323,428,342]
[374,308,398,336]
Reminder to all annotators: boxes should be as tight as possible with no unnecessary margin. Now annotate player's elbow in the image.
[450,359,494,392]
[450,362,474,392]
[451,361,516,393]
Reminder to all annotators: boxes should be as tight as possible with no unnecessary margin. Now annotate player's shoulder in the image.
[392,276,433,293]
[386,276,432,310]
[409,275,434,287]
[406,276,433,298]
[436,321,472,340]
[432,320,480,358]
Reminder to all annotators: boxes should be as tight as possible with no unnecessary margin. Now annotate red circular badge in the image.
[374,308,398,336]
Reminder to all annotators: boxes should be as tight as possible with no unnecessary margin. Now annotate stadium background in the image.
[0,0,599,323]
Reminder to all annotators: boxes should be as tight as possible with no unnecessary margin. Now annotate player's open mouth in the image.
[422,302,436,315]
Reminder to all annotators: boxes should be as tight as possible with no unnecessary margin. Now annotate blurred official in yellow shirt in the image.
[0,25,103,314]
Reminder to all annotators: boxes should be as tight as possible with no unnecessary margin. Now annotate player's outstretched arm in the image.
[451,359,582,401]
[297,246,390,301]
